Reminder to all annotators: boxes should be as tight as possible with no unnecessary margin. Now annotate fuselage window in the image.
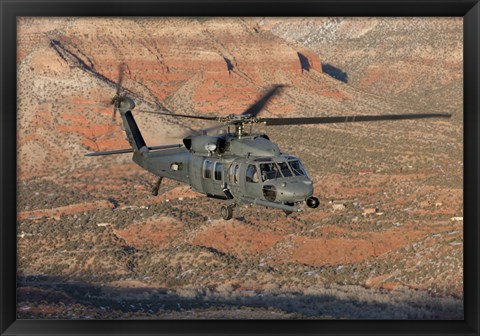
[203,160,212,179]
[214,162,223,181]
[233,164,240,184]
[260,163,282,181]
[246,164,259,183]
[229,164,235,184]
[278,162,293,177]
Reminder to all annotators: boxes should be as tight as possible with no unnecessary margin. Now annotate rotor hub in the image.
[113,96,135,114]
[218,114,259,125]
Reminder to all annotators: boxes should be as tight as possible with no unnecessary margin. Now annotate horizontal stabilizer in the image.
[85,144,182,157]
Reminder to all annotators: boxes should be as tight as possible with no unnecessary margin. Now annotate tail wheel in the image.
[220,205,233,220]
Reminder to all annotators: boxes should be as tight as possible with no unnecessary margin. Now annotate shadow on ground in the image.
[322,63,349,83]
[17,275,463,320]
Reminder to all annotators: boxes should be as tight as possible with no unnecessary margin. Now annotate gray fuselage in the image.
[133,133,314,205]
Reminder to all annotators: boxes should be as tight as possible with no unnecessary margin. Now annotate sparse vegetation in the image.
[16,17,463,319]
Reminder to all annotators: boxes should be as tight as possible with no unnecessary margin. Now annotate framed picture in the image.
[1,0,478,335]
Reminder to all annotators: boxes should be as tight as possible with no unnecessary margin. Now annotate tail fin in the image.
[117,97,147,152]
[121,110,147,151]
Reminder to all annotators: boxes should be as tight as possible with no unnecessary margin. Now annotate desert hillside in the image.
[17,17,463,319]
[262,17,462,108]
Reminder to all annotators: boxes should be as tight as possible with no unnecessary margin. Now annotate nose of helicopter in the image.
[276,179,313,202]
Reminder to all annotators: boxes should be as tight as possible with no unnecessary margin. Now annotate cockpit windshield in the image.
[288,160,308,177]
[256,158,308,181]
[277,162,293,177]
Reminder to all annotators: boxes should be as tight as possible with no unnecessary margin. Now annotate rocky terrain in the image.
[16,17,463,319]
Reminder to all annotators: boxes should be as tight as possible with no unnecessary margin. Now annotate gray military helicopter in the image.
[86,78,451,220]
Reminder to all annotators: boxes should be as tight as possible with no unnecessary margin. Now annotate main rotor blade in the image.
[260,113,452,126]
[241,84,286,117]
[135,110,219,121]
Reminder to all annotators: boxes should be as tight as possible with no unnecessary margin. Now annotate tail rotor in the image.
[110,63,126,121]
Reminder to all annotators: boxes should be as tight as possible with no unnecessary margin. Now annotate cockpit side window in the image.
[260,163,282,181]
[288,160,308,177]
[246,164,259,183]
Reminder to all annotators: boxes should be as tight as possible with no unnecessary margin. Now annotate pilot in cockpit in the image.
[260,163,281,181]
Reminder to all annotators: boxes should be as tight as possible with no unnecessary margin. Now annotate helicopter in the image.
[86,76,451,220]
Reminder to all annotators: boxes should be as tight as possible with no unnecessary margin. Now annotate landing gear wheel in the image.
[220,205,233,220]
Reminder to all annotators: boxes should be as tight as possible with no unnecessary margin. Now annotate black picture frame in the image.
[1,0,478,335]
